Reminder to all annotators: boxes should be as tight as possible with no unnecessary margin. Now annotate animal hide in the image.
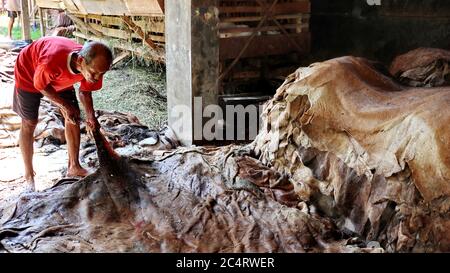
[1,54,449,253]
[252,56,450,252]
[390,48,450,87]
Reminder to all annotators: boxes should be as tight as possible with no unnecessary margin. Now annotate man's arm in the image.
[78,90,100,131]
[40,85,79,124]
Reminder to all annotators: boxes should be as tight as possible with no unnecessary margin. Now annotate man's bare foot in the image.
[67,166,91,178]
[24,176,36,192]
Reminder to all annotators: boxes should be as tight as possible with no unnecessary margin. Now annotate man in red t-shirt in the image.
[13,36,113,191]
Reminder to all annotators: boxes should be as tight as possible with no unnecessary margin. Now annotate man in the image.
[13,36,113,191]
[1,0,20,40]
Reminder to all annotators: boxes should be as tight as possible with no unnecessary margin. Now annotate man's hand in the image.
[86,116,100,132]
[60,103,80,125]
[40,85,80,124]
[78,91,99,131]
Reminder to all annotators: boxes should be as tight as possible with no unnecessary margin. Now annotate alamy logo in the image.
[367,0,381,5]
[170,97,270,142]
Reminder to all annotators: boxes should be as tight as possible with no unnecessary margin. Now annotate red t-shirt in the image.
[14,36,103,93]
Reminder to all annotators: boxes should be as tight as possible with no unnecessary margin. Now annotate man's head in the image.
[77,41,113,83]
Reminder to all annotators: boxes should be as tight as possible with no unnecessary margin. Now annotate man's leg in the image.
[65,117,89,177]
[19,119,37,190]
[13,87,42,191]
[6,11,18,39]
[60,90,89,177]
[7,15,14,39]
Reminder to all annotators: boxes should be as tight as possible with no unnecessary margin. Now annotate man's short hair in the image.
[79,41,113,66]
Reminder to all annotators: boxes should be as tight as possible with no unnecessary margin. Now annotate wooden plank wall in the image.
[218,0,311,90]
[70,0,311,89]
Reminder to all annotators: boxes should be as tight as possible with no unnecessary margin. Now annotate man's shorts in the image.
[7,11,19,18]
[12,87,79,121]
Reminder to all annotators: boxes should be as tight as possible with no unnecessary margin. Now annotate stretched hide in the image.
[0,145,380,253]
[252,56,450,251]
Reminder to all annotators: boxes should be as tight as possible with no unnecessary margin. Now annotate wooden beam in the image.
[35,0,60,9]
[87,22,165,42]
[20,0,31,41]
[221,13,310,23]
[121,16,157,49]
[219,1,311,15]
[219,32,310,61]
[38,7,45,37]
[112,51,131,66]
[67,14,104,37]
[219,24,308,36]
[28,0,33,18]
[31,4,38,17]
[224,65,299,81]
[73,31,165,63]
[157,0,164,13]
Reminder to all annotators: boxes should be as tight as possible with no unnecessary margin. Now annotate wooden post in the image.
[28,0,34,30]
[20,0,31,41]
[31,0,39,27]
[166,0,220,145]
[44,8,48,29]
[38,7,45,37]
[27,0,31,17]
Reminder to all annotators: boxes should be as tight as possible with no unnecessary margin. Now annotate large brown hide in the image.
[1,54,448,253]
[252,56,450,251]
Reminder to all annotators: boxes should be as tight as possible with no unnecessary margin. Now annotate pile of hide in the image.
[0,129,382,253]
[390,47,450,87]
[79,110,178,168]
[252,55,450,252]
[0,99,383,253]
[0,48,17,84]
[1,49,449,253]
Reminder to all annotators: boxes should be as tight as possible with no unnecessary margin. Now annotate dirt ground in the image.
[0,60,167,205]
[0,146,70,202]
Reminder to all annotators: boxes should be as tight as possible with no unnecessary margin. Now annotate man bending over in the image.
[13,36,113,191]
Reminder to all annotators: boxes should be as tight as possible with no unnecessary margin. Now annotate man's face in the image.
[80,56,110,83]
